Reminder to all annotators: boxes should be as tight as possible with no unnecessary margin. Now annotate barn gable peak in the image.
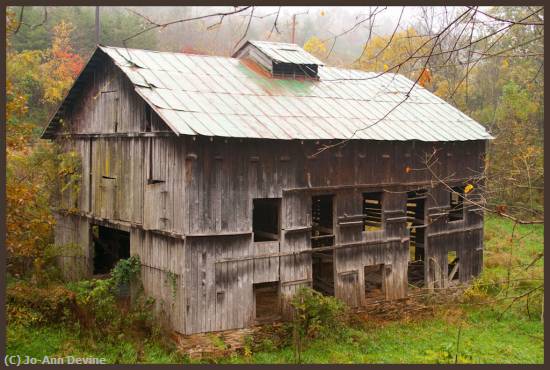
[232,40,323,79]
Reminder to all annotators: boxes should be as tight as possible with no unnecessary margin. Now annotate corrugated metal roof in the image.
[44,43,494,142]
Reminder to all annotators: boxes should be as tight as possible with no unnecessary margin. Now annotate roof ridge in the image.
[100,44,239,61]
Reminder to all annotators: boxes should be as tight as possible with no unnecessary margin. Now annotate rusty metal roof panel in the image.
[91,45,494,142]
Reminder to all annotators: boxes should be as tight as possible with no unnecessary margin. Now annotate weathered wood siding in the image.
[184,235,254,334]
[53,213,92,281]
[67,53,169,134]
[131,229,186,332]
[177,137,485,333]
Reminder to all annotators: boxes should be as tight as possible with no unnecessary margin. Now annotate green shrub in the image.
[291,287,348,340]
[111,255,141,288]
[6,281,77,325]
[69,278,119,333]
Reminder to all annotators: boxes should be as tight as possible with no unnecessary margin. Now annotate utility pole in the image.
[290,10,308,44]
[95,6,100,45]
[291,14,296,44]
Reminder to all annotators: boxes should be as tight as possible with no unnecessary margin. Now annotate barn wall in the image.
[424,181,484,288]
[131,229,186,333]
[184,235,254,334]
[52,57,188,305]
[178,137,486,333]
[53,212,92,281]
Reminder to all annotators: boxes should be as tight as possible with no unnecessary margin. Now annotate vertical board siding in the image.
[131,229,186,333]
[185,235,254,334]
[54,213,92,281]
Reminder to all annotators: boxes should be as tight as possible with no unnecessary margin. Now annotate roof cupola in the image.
[233,40,323,79]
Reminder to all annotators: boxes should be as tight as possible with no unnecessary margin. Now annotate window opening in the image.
[449,186,464,221]
[253,198,280,242]
[147,138,165,185]
[272,63,318,78]
[254,281,280,322]
[363,192,383,231]
[311,195,334,248]
[364,264,386,300]
[145,104,152,132]
[407,189,427,286]
[448,250,459,281]
[311,194,335,296]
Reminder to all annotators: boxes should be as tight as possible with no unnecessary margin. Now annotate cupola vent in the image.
[233,40,323,79]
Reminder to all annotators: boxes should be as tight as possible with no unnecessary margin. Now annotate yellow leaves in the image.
[355,27,430,75]
[51,21,76,54]
[418,68,432,87]
[383,64,389,72]
[464,184,474,194]
[303,36,327,59]
[36,21,84,104]
[501,58,509,69]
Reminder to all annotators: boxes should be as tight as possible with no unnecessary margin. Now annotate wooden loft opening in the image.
[253,198,281,242]
[407,189,427,286]
[311,194,335,296]
[92,225,130,276]
[253,281,281,323]
[449,186,465,221]
[363,192,383,232]
[311,194,335,248]
[448,250,460,283]
[364,264,386,300]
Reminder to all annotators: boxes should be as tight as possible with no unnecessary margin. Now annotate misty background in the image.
[9,6,472,65]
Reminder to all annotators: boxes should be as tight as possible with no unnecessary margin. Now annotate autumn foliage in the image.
[6,10,84,276]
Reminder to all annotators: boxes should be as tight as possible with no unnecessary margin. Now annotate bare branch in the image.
[13,6,24,34]
[323,6,387,60]
[370,7,405,61]
[122,6,254,43]
[267,6,282,40]
[466,6,544,26]
[232,7,255,53]
[424,149,544,225]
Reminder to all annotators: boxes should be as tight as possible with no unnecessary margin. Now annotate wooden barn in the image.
[42,41,493,334]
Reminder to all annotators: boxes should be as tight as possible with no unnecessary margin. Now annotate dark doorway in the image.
[311,194,335,296]
[254,281,280,323]
[92,225,130,275]
[364,264,386,300]
[406,190,427,286]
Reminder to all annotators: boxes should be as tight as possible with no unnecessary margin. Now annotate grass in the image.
[6,324,181,364]
[216,305,542,364]
[6,214,544,364]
